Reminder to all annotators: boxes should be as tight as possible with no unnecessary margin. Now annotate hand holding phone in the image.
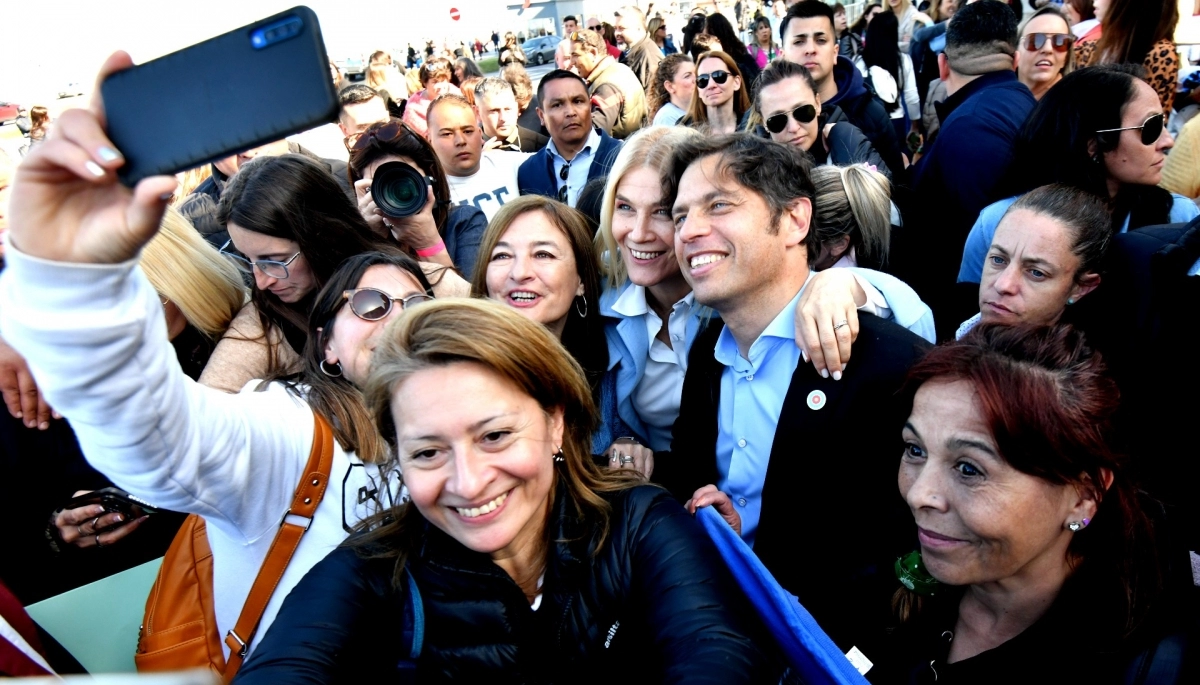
[52,488,156,550]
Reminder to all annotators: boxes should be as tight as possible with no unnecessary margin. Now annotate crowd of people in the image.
[1,0,1200,682]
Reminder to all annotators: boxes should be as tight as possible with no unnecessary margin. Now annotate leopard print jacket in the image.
[1074,38,1179,122]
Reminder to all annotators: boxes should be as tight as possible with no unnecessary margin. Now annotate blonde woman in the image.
[809,164,893,270]
[888,0,933,52]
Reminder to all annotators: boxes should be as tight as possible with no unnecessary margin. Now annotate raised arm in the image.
[0,52,313,544]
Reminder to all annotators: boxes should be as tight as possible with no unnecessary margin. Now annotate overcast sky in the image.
[0,0,530,101]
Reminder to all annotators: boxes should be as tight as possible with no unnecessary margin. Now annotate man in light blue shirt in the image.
[656,133,930,647]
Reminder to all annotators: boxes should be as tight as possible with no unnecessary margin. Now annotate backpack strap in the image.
[221,412,335,681]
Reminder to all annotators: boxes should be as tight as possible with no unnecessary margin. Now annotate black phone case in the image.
[101,6,337,185]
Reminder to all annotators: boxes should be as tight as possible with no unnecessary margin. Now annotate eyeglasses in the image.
[350,119,409,153]
[696,70,731,89]
[219,239,301,279]
[1096,113,1166,147]
[765,104,818,134]
[557,161,571,203]
[342,287,433,321]
[1023,32,1073,52]
[343,131,366,151]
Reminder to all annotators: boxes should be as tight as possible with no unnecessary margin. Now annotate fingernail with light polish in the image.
[97,146,122,163]
[820,369,829,379]
[832,370,842,381]
[85,161,105,177]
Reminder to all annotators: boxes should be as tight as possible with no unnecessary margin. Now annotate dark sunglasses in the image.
[765,104,818,134]
[1023,32,1073,52]
[557,161,571,203]
[696,70,731,89]
[342,287,433,321]
[350,119,408,153]
[1096,112,1166,147]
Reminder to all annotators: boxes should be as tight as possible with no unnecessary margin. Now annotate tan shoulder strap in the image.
[222,412,335,682]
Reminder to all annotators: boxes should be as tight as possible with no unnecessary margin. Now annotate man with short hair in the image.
[336,84,390,151]
[474,78,549,153]
[656,134,929,650]
[900,0,1035,336]
[568,29,648,140]
[614,5,663,93]
[781,1,904,178]
[563,14,579,34]
[516,70,623,206]
[427,94,526,222]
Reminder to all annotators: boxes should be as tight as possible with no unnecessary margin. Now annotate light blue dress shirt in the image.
[545,127,601,207]
[713,287,807,547]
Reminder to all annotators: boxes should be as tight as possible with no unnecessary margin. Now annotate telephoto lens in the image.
[370,162,431,218]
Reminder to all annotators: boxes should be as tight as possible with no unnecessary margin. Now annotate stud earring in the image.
[1067,521,1083,532]
[1067,298,1076,305]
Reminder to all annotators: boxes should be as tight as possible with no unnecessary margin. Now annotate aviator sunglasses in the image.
[342,287,433,321]
[696,70,731,89]
[1096,112,1166,147]
[765,104,818,134]
[1023,32,1073,52]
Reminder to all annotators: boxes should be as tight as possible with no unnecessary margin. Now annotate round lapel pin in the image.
[807,389,826,410]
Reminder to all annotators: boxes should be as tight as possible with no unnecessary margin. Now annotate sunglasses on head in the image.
[350,119,409,153]
[1096,112,1166,147]
[765,104,818,134]
[342,287,433,321]
[1023,32,1073,52]
[696,70,731,89]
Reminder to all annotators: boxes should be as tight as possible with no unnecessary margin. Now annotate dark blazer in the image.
[517,125,549,152]
[517,128,624,202]
[655,313,931,651]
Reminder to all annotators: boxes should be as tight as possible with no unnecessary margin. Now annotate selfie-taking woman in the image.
[680,51,749,135]
[1015,6,1075,101]
[959,65,1199,285]
[234,298,777,684]
[470,196,622,458]
[649,54,696,126]
[957,184,1108,339]
[214,153,397,383]
[874,323,1182,682]
[0,51,443,663]
[349,118,486,281]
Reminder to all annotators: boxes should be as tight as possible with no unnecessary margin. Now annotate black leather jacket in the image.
[235,483,778,684]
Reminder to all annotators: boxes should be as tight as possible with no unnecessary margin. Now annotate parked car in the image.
[342,58,365,82]
[0,101,20,125]
[521,36,558,66]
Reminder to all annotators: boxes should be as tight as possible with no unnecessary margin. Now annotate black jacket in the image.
[826,56,906,181]
[235,484,778,684]
[813,105,891,180]
[654,313,931,651]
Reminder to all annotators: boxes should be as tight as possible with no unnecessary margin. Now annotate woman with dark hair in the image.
[649,54,695,125]
[469,195,618,455]
[887,0,933,52]
[850,3,884,40]
[217,154,397,378]
[747,15,780,70]
[681,12,760,87]
[875,322,1183,682]
[833,3,863,61]
[349,118,486,281]
[233,298,776,684]
[958,65,1199,286]
[958,184,1110,339]
[855,11,920,146]
[1074,0,1181,117]
[681,51,749,135]
[1065,0,1099,41]
[599,22,622,59]
[0,61,445,667]
[452,56,484,87]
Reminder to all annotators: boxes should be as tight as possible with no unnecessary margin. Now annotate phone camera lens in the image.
[370,162,430,218]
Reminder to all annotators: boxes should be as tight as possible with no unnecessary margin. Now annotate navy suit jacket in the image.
[517,129,623,201]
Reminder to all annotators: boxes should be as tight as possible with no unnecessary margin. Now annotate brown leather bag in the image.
[135,413,334,682]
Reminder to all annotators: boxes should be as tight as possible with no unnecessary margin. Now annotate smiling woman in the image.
[870,323,1182,682]
[233,299,778,684]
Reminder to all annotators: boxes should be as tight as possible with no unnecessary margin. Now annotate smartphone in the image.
[101,6,338,185]
[62,487,162,519]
